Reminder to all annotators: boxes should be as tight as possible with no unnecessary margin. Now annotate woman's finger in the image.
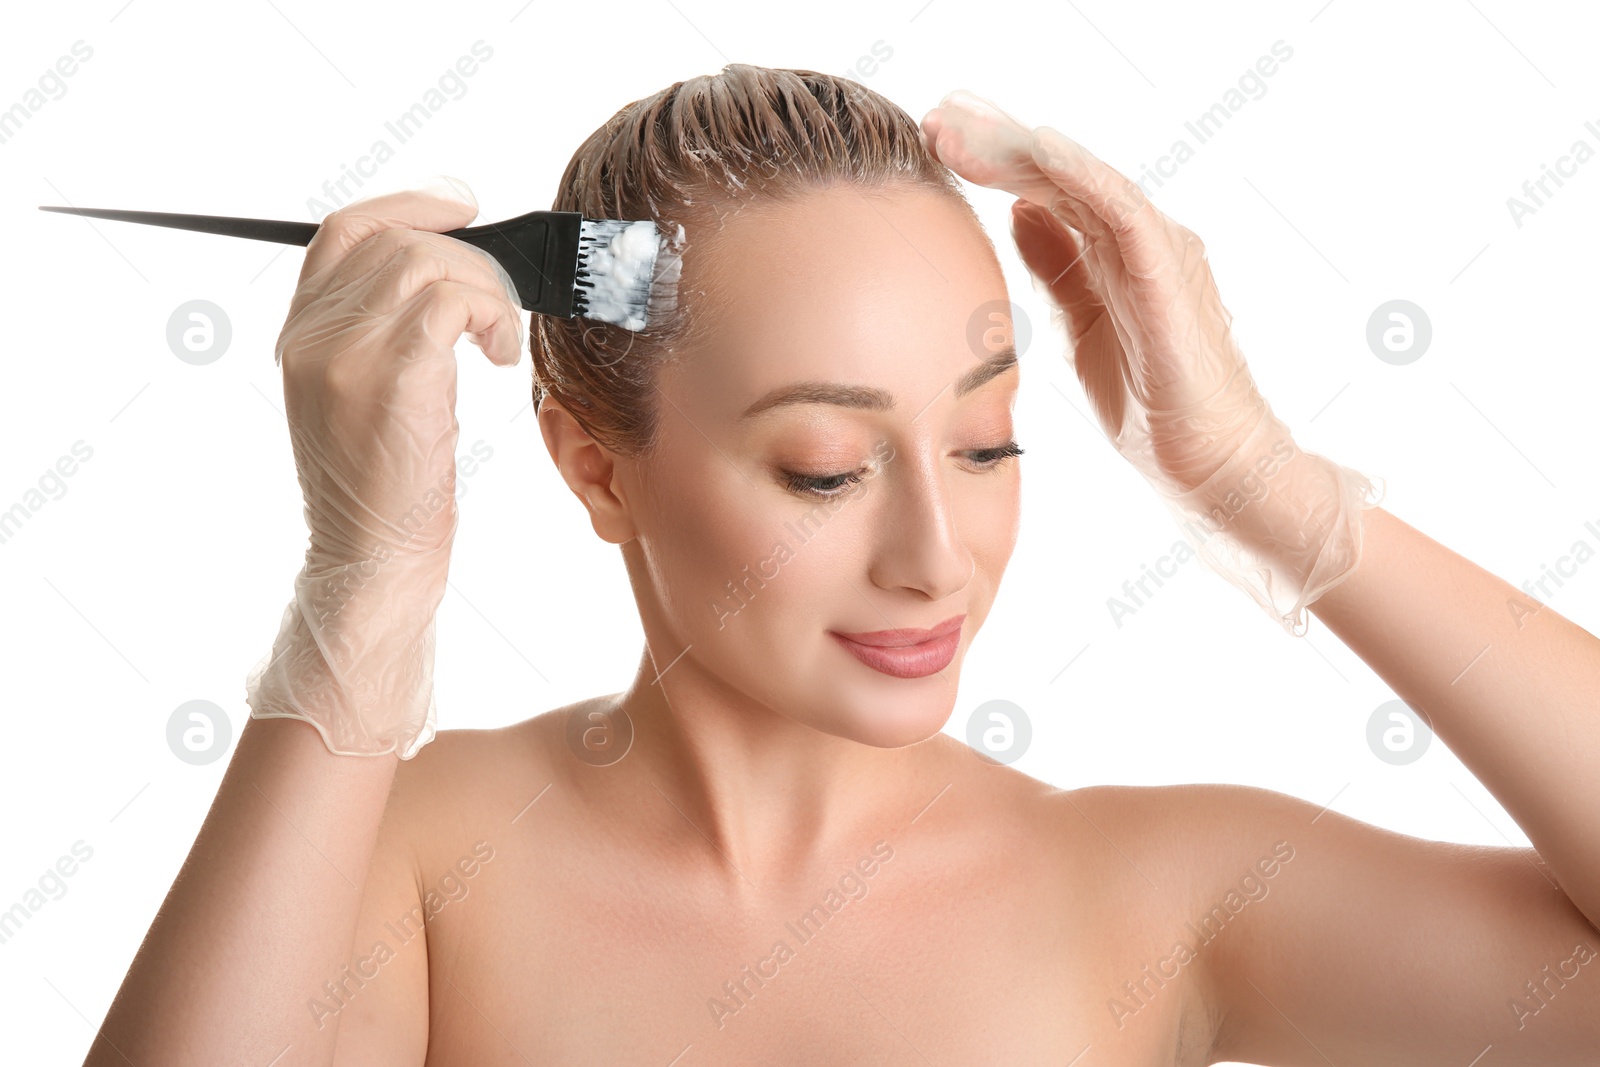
[919,94,1113,251]
[1011,200,1132,435]
[396,277,525,368]
[325,228,522,326]
[1009,200,1098,336]
[292,180,482,313]
[1029,126,1172,281]
[920,92,1066,206]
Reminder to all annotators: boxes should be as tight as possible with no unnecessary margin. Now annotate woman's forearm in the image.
[84,714,398,1066]
[1306,505,1600,929]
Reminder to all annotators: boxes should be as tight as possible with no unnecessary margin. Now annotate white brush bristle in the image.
[575,218,683,331]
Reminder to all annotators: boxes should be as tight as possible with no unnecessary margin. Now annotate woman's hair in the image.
[530,63,978,458]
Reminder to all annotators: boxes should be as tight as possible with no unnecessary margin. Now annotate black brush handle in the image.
[37,206,322,244]
[36,204,581,316]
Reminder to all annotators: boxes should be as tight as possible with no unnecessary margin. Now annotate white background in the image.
[2,1,1597,1063]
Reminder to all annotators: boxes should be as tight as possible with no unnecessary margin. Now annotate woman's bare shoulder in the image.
[1047,781,1305,843]
[381,695,614,833]
[1031,780,1319,908]
[932,764,1280,883]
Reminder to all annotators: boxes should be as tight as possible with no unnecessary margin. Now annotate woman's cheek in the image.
[971,471,1021,576]
[663,478,803,631]
[700,492,870,642]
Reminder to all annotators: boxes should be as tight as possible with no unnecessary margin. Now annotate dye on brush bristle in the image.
[575,219,686,331]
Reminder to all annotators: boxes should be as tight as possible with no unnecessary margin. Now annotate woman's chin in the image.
[807,693,956,750]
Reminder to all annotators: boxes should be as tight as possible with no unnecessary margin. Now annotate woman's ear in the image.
[537,399,638,545]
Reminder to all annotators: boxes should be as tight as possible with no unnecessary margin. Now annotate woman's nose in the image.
[864,453,976,601]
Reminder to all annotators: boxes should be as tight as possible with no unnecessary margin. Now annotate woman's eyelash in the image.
[780,441,1024,499]
[968,441,1025,465]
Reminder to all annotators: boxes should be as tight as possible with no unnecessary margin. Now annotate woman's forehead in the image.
[673,184,1010,406]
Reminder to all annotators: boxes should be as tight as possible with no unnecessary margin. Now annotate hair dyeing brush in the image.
[36,204,683,331]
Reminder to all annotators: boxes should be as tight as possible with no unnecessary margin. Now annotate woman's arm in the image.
[84,182,519,1066]
[1307,504,1600,927]
[920,90,1600,1057]
[1074,782,1600,1066]
[1156,510,1600,1063]
[84,716,401,1065]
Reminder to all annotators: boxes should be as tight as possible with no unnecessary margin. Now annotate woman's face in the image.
[616,181,1021,748]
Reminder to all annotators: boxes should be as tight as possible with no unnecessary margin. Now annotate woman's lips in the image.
[828,614,965,679]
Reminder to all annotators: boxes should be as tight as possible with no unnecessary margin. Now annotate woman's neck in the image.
[593,644,930,898]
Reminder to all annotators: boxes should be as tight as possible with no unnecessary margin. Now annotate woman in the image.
[83,65,1600,1065]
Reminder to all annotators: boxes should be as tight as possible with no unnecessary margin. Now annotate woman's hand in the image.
[921,89,1271,492]
[920,91,1383,634]
[277,178,522,566]
[245,176,526,757]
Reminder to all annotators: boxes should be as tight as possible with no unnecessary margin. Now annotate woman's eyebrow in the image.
[739,344,1018,419]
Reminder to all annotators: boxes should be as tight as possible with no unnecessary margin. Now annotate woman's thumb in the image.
[411,174,478,216]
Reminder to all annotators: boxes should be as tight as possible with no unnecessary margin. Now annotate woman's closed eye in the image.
[778,440,1024,499]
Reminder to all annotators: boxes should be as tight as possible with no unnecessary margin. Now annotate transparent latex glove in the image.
[245,176,525,757]
[921,91,1384,636]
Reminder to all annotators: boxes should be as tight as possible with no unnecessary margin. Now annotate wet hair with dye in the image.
[530,63,978,458]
